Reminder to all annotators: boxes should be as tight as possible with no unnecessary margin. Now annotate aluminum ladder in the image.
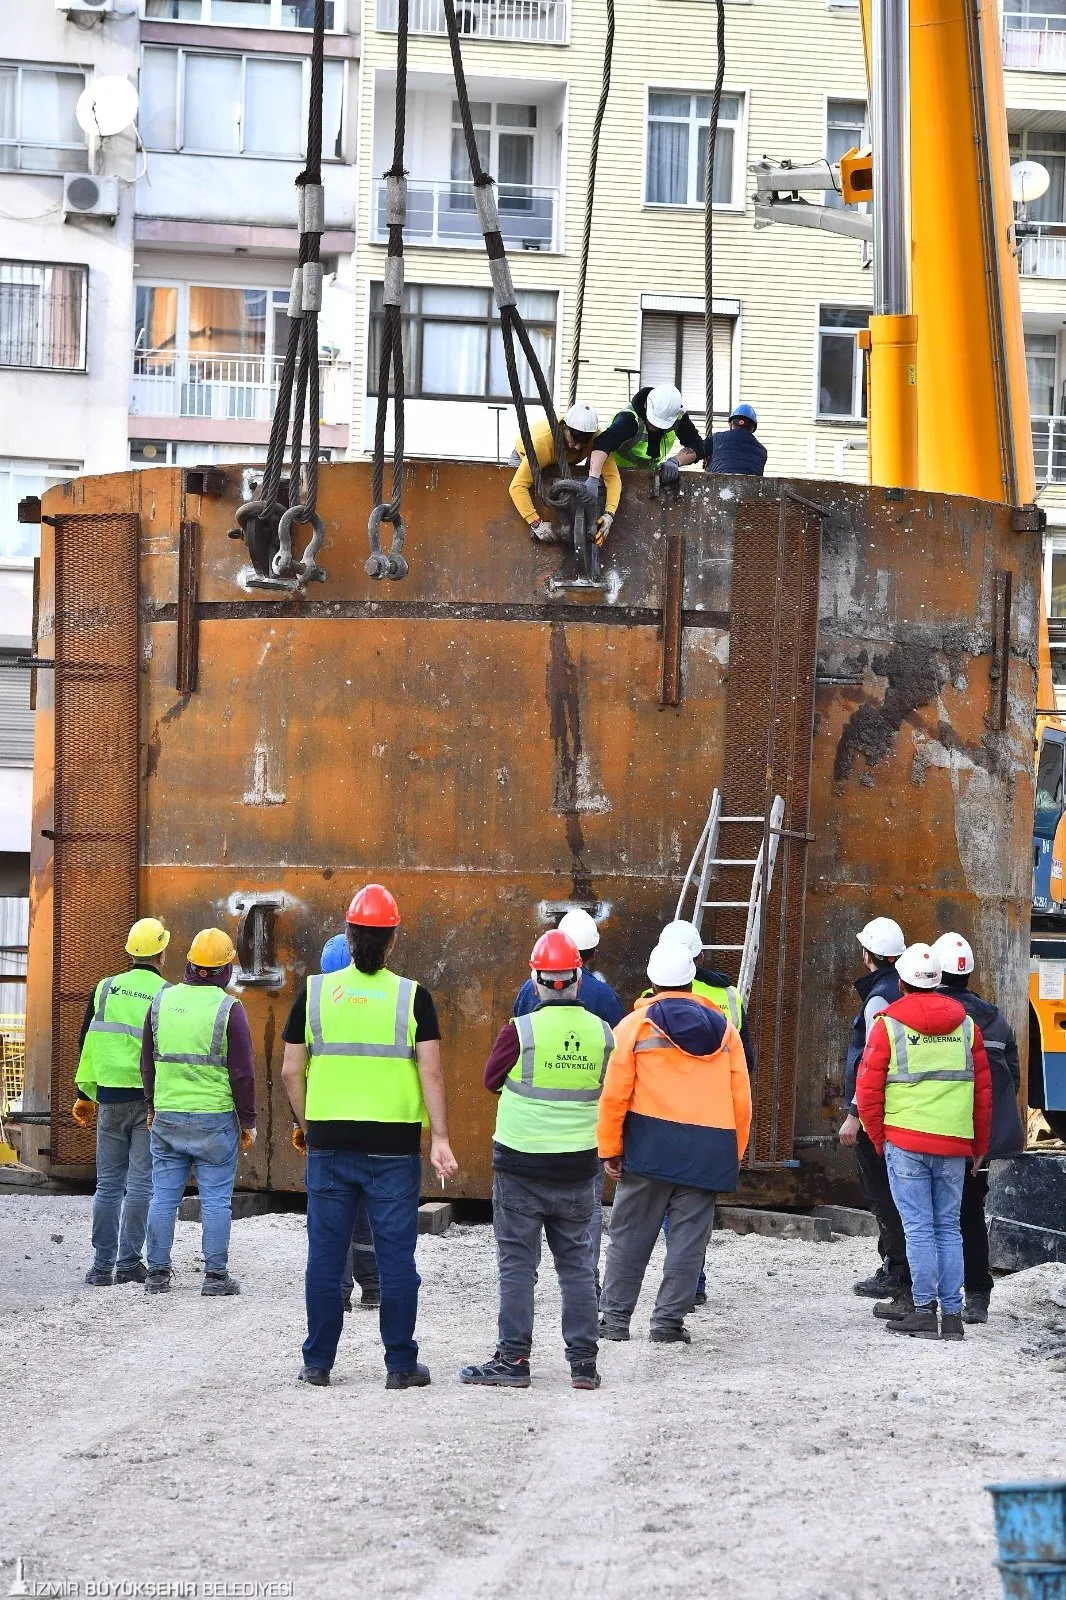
[674,788,786,1005]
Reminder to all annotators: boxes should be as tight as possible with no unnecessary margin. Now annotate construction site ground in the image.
[3,1192,1063,1600]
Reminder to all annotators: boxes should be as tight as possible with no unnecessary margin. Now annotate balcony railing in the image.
[1019,223,1066,277]
[1032,415,1066,482]
[130,350,351,422]
[371,177,558,251]
[376,0,569,43]
[1003,10,1066,69]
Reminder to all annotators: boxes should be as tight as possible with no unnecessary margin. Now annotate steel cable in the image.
[704,0,726,429]
[568,0,614,410]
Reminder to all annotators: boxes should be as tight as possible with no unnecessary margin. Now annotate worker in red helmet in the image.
[460,929,615,1393]
[281,883,459,1390]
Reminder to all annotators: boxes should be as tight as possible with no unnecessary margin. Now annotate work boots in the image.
[598,1316,630,1342]
[201,1272,240,1296]
[872,1289,914,1321]
[940,1313,965,1341]
[887,1302,940,1339]
[649,1325,691,1345]
[459,1353,532,1388]
[386,1363,432,1390]
[570,1361,601,1391]
[84,1266,114,1287]
[144,1271,171,1294]
[115,1262,148,1284]
[853,1265,905,1300]
[963,1292,990,1325]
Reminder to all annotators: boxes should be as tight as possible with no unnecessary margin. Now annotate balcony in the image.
[1003,10,1066,69]
[376,0,569,43]
[371,177,558,251]
[1020,223,1066,277]
[1032,415,1066,482]
[130,350,352,423]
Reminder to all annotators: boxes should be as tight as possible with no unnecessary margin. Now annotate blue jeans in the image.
[146,1112,240,1276]
[92,1101,153,1272]
[884,1143,966,1315]
[304,1148,421,1375]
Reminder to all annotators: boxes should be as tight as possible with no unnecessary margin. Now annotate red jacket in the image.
[855,992,991,1160]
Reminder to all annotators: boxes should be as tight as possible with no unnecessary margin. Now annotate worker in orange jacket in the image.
[597,939,751,1345]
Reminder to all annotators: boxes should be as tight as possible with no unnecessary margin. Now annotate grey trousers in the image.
[341,1196,379,1296]
[493,1169,600,1365]
[600,1172,717,1333]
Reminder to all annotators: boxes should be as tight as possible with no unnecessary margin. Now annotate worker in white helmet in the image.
[839,916,911,1303]
[583,383,705,502]
[508,402,622,547]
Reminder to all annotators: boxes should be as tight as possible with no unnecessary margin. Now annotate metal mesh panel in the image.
[51,513,140,1165]
[718,494,822,1166]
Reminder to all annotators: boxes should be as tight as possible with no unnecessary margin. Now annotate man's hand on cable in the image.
[240,1126,257,1153]
[430,1136,459,1180]
[659,457,681,486]
[71,1097,96,1129]
[291,1124,307,1153]
[594,512,613,548]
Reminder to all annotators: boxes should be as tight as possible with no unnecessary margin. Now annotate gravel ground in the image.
[2,1192,1064,1600]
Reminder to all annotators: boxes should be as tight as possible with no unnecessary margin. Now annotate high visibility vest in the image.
[693,977,742,1030]
[494,1005,613,1154]
[76,966,166,1094]
[150,983,236,1114]
[882,1015,976,1141]
[612,407,679,470]
[304,967,426,1125]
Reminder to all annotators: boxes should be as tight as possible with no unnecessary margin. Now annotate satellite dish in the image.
[75,77,139,140]
[1011,159,1051,206]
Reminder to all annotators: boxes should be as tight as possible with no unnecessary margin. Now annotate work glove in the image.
[291,1125,307,1154]
[530,518,562,543]
[659,457,681,486]
[594,512,614,548]
[240,1126,257,1153]
[71,1097,96,1129]
[575,476,603,511]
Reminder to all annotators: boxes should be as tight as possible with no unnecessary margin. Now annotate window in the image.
[130,439,272,466]
[0,458,79,560]
[1010,130,1066,223]
[451,101,537,210]
[367,284,557,402]
[639,310,734,425]
[0,64,87,174]
[0,262,87,372]
[140,46,345,158]
[143,0,344,29]
[645,90,743,208]
[817,306,868,419]
[826,97,867,209]
[1027,331,1058,415]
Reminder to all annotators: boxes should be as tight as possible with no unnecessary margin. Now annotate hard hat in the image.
[557,908,600,951]
[658,919,703,958]
[931,932,974,977]
[645,384,684,431]
[125,917,170,959]
[563,401,599,437]
[856,916,906,960]
[647,941,696,988]
[320,932,350,974]
[187,928,237,968]
[730,402,758,429]
[896,942,942,990]
[530,929,583,973]
[347,884,401,928]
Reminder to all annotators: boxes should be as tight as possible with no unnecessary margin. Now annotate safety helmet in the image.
[730,402,758,429]
[563,401,599,439]
[320,932,351,974]
[658,919,703,958]
[896,942,942,990]
[126,917,170,959]
[645,384,684,431]
[347,884,401,928]
[557,908,600,952]
[931,932,974,977]
[187,928,237,968]
[530,929,582,992]
[856,916,906,961]
[647,940,696,988]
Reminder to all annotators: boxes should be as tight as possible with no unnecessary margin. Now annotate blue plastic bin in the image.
[998,1564,1066,1600]
[988,1484,1066,1565]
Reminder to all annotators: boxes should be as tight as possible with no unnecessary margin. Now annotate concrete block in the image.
[178,1192,278,1223]
[716,1206,833,1243]
[418,1201,453,1235]
[812,1204,879,1238]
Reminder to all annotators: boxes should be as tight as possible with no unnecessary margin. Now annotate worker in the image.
[509,402,622,548]
[704,403,768,477]
[72,917,170,1287]
[282,885,459,1390]
[319,931,380,1314]
[597,940,751,1344]
[932,931,1024,1326]
[584,384,705,496]
[838,915,910,1303]
[140,928,257,1297]
[461,930,613,1390]
[855,942,992,1340]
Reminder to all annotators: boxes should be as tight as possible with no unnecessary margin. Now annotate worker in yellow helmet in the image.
[140,927,257,1297]
[509,403,622,548]
[73,917,170,1288]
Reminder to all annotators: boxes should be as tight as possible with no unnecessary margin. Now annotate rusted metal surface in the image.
[992,569,1012,733]
[659,530,685,708]
[175,519,200,695]
[26,465,1039,1205]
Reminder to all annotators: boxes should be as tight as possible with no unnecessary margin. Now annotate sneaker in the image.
[386,1363,432,1390]
[298,1365,330,1387]
[459,1353,531,1388]
[115,1262,148,1285]
[853,1266,905,1300]
[84,1266,114,1287]
[887,1302,940,1339]
[649,1325,691,1344]
[962,1292,989,1325]
[201,1272,240,1297]
[360,1286,381,1310]
[940,1313,965,1342]
[872,1290,914,1321]
[570,1361,601,1390]
[598,1317,630,1342]
[144,1271,171,1295]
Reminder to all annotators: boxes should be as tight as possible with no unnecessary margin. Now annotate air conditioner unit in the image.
[63,172,119,222]
[57,0,114,14]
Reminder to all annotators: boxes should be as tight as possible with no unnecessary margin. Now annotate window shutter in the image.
[0,668,33,767]
[680,315,734,422]
[639,313,678,389]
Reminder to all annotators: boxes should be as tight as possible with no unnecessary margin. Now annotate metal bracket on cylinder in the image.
[234,894,285,990]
